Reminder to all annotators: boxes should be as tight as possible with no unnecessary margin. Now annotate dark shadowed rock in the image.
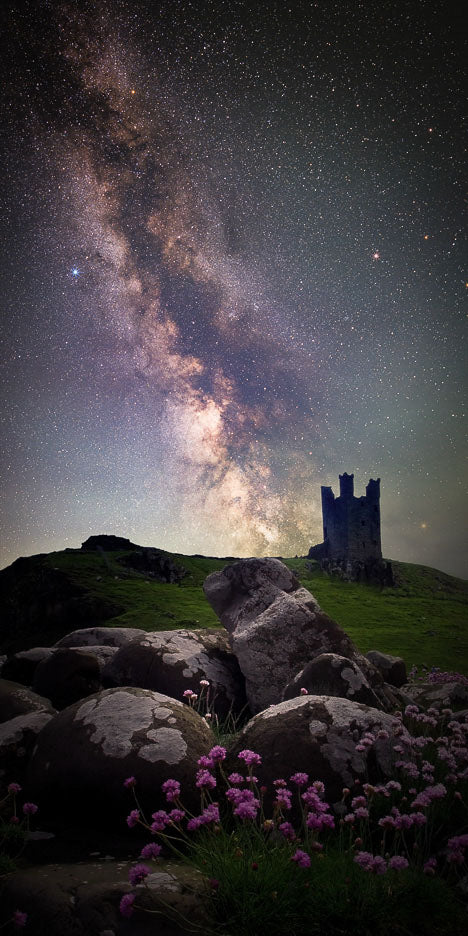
[283,653,381,707]
[111,629,247,719]
[405,680,468,711]
[0,859,207,936]
[0,679,56,724]
[366,650,407,688]
[27,687,215,824]
[227,695,409,805]
[0,709,55,783]
[203,558,394,714]
[33,648,102,709]
[1,648,56,686]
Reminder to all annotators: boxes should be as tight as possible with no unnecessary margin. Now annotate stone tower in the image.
[311,472,382,562]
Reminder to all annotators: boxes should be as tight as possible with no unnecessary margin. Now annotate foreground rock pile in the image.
[1,558,465,935]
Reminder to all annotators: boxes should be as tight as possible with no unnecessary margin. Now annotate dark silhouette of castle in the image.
[309,472,383,562]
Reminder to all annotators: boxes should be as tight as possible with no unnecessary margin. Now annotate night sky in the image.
[1,0,467,577]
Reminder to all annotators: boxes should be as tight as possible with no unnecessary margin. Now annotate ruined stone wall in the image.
[321,474,382,562]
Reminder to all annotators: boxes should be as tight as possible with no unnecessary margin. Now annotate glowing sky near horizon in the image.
[1,0,467,577]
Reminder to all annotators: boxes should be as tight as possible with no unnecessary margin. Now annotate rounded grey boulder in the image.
[27,687,215,823]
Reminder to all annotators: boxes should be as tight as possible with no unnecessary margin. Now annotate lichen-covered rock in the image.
[283,653,381,707]
[55,626,147,649]
[405,680,468,711]
[27,687,215,823]
[0,679,56,724]
[1,648,56,687]
[111,629,247,718]
[203,558,392,714]
[227,695,409,805]
[366,650,407,688]
[0,710,55,783]
[33,647,102,709]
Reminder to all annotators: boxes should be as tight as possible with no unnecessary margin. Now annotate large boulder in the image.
[366,650,407,688]
[282,653,381,707]
[111,629,247,719]
[0,679,56,723]
[33,647,102,709]
[1,648,56,686]
[55,626,148,649]
[0,710,55,783]
[405,680,468,711]
[27,687,215,824]
[227,695,409,806]
[203,558,391,714]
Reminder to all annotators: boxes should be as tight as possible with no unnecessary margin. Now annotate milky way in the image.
[1,0,467,576]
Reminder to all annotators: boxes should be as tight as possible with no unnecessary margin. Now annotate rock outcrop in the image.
[203,558,394,714]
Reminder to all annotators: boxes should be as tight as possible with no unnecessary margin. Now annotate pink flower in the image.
[22,803,38,815]
[354,807,369,820]
[169,808,186,823]
[300,688,308,695]
[162,779,181,801]
[279,821,296,841]
[388,856,409,871]
[140,843,162,859]
[126,809,140,828]
[195,769,216,789]
[12,911,27,928]
[123,776,136,789]
[290,772,309,787]
[275,788,293,809]
[423,857,437,875]
[119,893,135,917]
[209,745,227,762]
[233,798,260,820]
[129,863,150,886]
[238,750,262,766]
[150,810,170,831]
[202,803,220,823]
[198,755,215,768]
[291,849,311,868]
[228,773,244,785]
[354,852,387,874]
[7,783,22,794]
[200,679,210,686]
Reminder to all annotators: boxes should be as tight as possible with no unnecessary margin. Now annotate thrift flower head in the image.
[120,893,135,918]
[151,810,170,831]
[12,911,27,928]
[238,749,262,766]
[291,849,311,868]
[8,783,22,794]
[279,821,296,842]
[195,769,216,789]
[129,863,151,886]
[123,776,136,789]
[126,809,140,828]
[209,745,227,762]
[200,679,210,686]
[300,688,308,695]
[22,803,38,815]
[140,843,162,859]
[161,779,181,801]
[388,856,409,871]
[290,772,309,786]
[169,808,186,823]
[228,772,244,785]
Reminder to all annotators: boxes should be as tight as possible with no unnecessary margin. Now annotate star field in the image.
[1,0,467,576]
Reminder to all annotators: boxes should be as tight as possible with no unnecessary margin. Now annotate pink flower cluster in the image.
[354,851,408,874]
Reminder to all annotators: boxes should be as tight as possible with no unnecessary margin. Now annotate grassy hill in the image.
[1,544,467,675]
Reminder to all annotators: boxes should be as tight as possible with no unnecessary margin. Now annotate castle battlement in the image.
[310,472,382,563]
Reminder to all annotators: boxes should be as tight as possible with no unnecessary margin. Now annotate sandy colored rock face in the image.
[203,558,390,714]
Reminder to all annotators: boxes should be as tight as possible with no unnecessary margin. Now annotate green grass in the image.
[4,546,467,675]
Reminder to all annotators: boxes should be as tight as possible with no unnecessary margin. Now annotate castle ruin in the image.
[308,472,393,584]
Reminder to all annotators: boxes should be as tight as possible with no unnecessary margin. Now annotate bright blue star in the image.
[71,267,80,278]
